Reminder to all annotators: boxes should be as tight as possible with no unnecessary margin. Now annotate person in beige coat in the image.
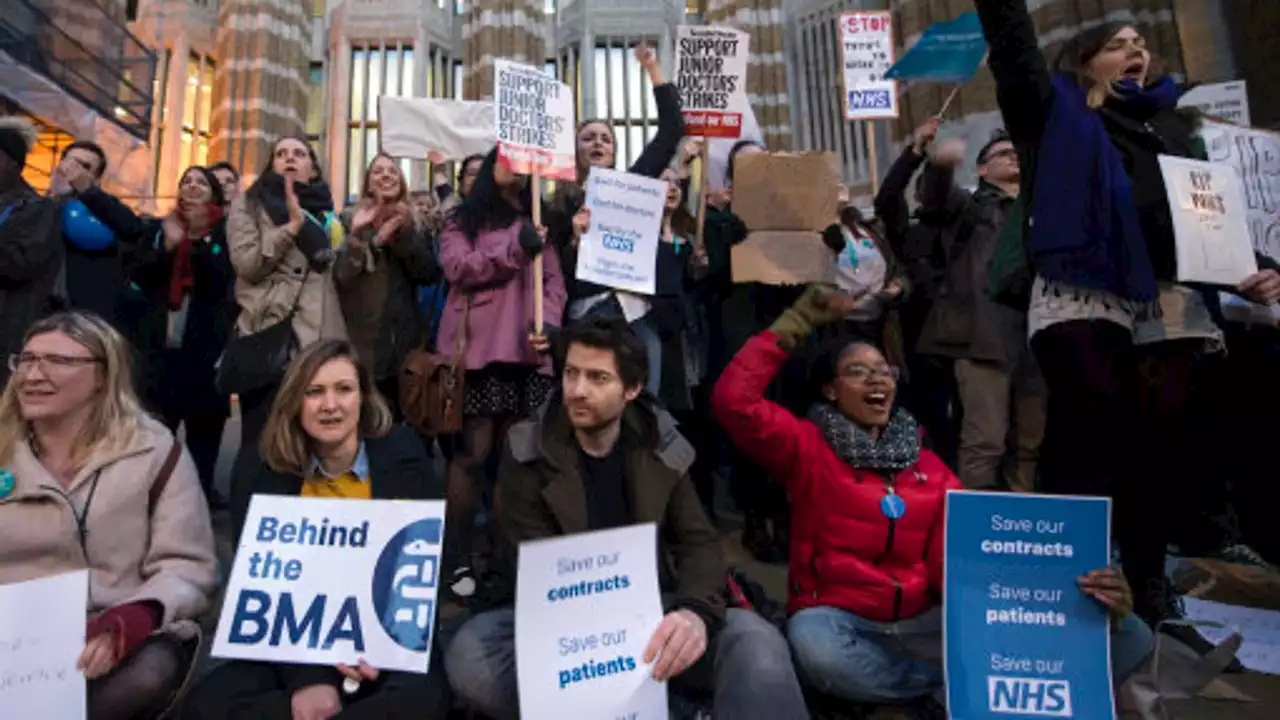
[0,310,217,720]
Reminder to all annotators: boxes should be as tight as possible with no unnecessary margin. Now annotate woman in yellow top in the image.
[186,339,449,719]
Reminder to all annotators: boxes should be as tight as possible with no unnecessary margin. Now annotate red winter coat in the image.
[712,331,962,622]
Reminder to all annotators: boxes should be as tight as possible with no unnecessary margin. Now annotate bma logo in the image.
[371,518,444,651]
[848,90,892,110]
[987,676,1073,716]
[602,233,636,253]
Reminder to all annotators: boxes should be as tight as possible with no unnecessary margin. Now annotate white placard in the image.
[0,571,88,720]
[494,59,576,181]
[839,11,899,120]
[575,167,668,295]
[675,25,750,139]
[1179,81,1251,127]
[1158,154,1258,287]
[516,524,667,719]
[212,496,445,673]
[379,97,496,161]
[1199,120,1280,323]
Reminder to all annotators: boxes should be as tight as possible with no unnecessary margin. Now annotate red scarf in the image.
[168,203,223,310]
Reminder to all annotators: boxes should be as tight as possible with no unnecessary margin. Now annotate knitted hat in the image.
[0,116,37,167]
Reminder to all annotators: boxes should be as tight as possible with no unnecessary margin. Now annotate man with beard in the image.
[444,317,807,720]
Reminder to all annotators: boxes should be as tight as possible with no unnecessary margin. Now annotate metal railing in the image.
[0,0,156,141]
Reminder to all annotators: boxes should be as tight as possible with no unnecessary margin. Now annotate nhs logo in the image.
[602,233,636,253]
[848,90,891,110]
[986,676,1073,716]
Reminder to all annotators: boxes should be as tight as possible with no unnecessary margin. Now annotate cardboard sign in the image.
[839,11,898,120]
[0,571,88,720]
[515,524,667,719]
[212,495,446,673]
[731,232,838,285]
[1199,120,1280,323]
[944,491,1116,720]
[1158,154,1258,287]
[1179,81,1251,127]
[494,60,576,181]
[731,151,841,232]
[676,25,749,139]
[575,167,668,295]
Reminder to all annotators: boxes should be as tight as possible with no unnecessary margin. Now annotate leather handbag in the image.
[399,295,469,436]
[215,267,311,396]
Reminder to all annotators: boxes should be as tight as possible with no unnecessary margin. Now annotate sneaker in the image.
[447,566,477,602]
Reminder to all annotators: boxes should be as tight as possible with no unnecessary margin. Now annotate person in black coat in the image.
[129,166,237,504]
[186,339,450,720]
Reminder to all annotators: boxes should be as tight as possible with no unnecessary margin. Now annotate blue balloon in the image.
[62,199,116,251]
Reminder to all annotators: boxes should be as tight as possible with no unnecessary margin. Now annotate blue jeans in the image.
[787,606,1154,704]
[445,607,808,720]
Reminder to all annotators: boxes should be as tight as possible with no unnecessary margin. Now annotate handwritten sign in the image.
[212,496,445,673]
[0,570,88,719]
[1158,154,1258,287]
[1179,81,1251,127]
[494,59,576,181]
[516,524,667,719]
[675,25,749,139]
[944,492,1115,719]
[1199,120,1280,322]
[1182,597,1280,675]
[575,168,667,295]
[839,11,898,120]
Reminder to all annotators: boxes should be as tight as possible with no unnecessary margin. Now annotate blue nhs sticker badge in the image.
[944,491,1115,719]
[211,495,446,674]
[848,90,892,112]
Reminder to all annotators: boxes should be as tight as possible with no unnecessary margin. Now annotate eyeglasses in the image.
[837,365,900,383]
[983,148,1018,162]
[8,353,101,374]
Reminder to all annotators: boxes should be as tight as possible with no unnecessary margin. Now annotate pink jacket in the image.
[436,218,566,374]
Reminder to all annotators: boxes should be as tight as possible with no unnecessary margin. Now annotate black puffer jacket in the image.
[0,181,61,386]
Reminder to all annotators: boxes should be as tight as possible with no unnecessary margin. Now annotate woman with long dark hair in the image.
[436,147,565,600]
[974,0,1280,658]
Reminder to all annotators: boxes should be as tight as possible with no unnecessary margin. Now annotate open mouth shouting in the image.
[1121,56,1147,83]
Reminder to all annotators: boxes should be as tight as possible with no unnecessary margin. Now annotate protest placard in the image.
[1157,154,1258,287]
[380,96,496,161]
[575,167,668,295]
[516,524,667,719]
[885,11,986,84]
[212,496,446,673]
[676,25,749,139]
[944,491,1115,719]
[0,571,87,719]
[1179,81,1251,127]
[839,11,898,120]
[494,59,575,181]
[1199,120,1280,323]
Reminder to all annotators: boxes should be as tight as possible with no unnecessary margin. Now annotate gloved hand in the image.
[519,220,545,259]
[768,284,860,350]
[821,223,847,253]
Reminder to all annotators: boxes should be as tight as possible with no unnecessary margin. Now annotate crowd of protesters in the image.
[1,4,1278,717]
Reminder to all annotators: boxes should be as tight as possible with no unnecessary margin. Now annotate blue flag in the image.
[885,12,986,84]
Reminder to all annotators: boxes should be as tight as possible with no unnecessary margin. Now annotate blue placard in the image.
[885,12,987,84]
[944,491,1115,719]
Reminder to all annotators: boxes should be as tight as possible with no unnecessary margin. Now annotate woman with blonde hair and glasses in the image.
[188,339,448,720]
[0,310,217,720]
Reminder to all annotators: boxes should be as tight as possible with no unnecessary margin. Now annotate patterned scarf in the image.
[807,404,921,471]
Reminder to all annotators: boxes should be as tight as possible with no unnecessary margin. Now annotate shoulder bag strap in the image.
[148,439,184,518]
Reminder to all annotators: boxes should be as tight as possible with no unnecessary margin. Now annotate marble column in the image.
[460,0,548,101]
[706,0,792,150]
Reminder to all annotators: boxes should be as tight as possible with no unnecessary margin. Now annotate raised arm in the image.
[628,43,685,179]
[973,0,1054,148]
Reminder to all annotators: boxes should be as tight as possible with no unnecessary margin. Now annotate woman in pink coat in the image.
[435,147,566,601]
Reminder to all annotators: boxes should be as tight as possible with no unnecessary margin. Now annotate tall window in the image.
[181,54,214,168]
[593,42,658,169]
[151,49,172,184]
[348,43,415,201]
[306,63,325,149]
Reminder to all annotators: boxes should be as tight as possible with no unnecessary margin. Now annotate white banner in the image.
[575,167,669,295]
[0,571,88,720]
[378,97,496,161]
[494,59,576,181]
[212,496,446,673]
[516,524,667,719]
[675,25,750,139]
[1158,154,1258,287]
[1179,81,1251,127]
[839,11,899,120]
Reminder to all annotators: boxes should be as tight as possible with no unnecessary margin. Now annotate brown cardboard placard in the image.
[731,231,837,285]
[731,151,842,232]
